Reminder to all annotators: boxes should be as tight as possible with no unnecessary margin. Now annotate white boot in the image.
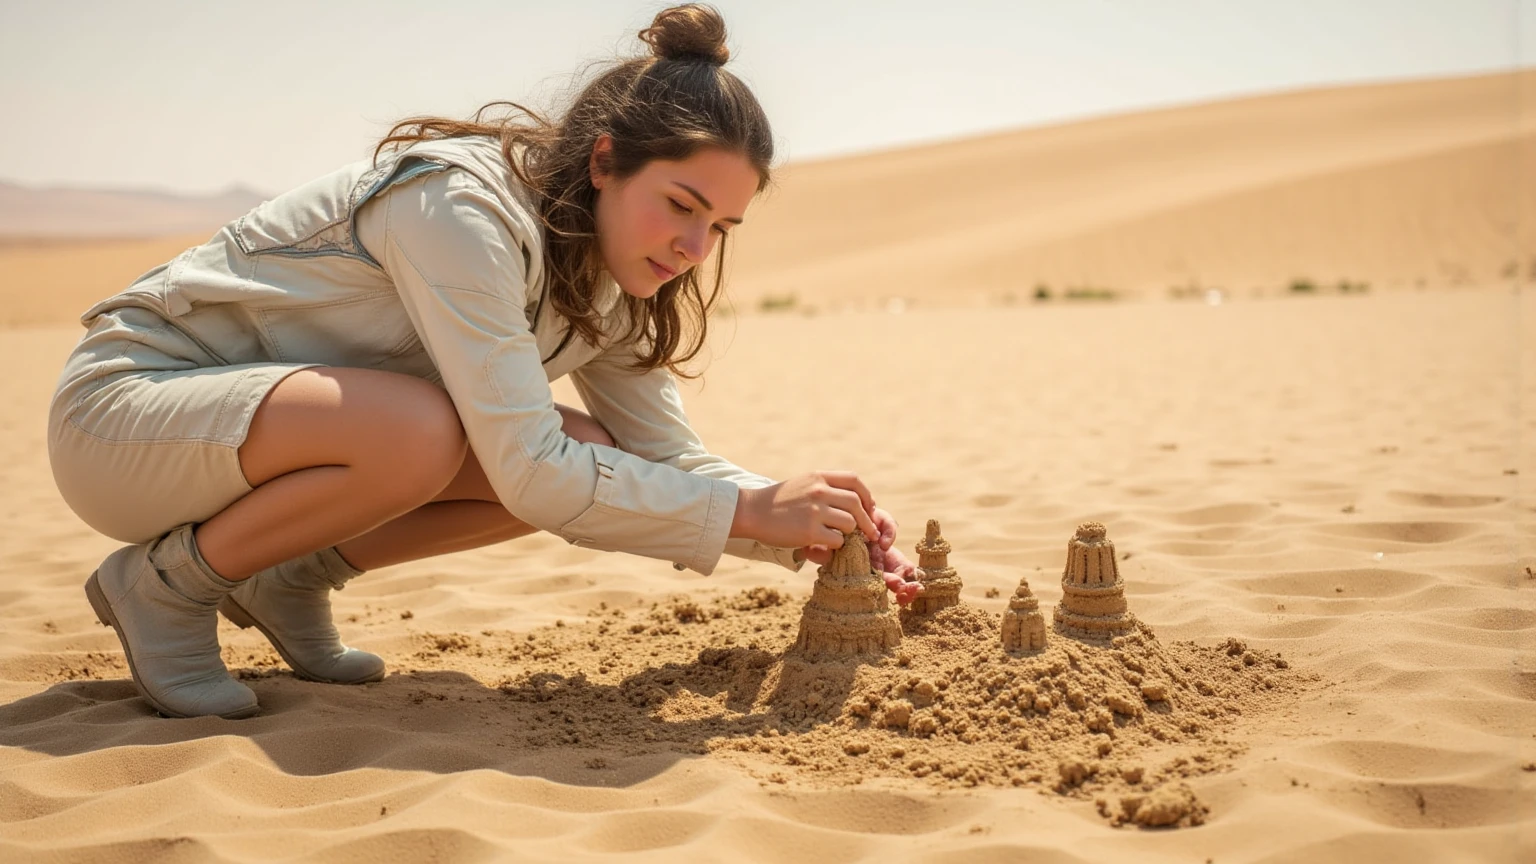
[218,546,385,684]
[84,523,259,719]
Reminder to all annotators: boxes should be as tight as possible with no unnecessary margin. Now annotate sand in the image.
[2,289,1531,860]
[2,72,1534,861]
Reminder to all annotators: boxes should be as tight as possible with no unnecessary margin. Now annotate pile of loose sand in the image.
[405,587,1308,828]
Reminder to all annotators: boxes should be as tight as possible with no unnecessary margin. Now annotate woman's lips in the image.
[647,258,676,279]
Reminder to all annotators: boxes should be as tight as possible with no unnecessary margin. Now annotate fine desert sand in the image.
[0,70,1532,862]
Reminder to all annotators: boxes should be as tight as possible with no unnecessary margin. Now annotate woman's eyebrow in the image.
[673,182,744,225]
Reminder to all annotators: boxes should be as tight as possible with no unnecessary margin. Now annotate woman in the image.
[46,3,922,721]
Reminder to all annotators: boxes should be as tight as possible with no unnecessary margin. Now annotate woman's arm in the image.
[569,345,807,573]
[355,166,744,575]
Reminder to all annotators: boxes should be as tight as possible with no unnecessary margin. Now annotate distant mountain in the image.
[0,180,271,239]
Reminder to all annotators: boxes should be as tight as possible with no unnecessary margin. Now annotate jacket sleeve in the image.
[355,166,740,575]
[569,343,808,574]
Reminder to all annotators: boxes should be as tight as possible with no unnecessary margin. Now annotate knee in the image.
[390,383,468,497]
[558,406,616,449]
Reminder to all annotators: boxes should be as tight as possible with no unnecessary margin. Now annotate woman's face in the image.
[590,136,759,300]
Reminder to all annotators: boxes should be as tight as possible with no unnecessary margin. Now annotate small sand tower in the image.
[1052,521,1136,640]
[1000,576,1048,651]
[794,530,903,656]
[908,520,962,615]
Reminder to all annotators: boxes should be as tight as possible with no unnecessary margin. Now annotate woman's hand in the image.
[798,506,924,607]
[732,470,879,551]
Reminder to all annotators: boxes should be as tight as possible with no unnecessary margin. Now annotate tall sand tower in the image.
[908,520,962,615]
[794,530,903,656]
[1053,521,1136,640]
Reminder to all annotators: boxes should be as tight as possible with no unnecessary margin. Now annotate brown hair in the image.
[370,3,773,378]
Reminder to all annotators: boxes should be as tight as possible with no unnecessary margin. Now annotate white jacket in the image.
[77,134,804,576]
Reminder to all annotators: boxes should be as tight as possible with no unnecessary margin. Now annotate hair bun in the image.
[639,4,730,65]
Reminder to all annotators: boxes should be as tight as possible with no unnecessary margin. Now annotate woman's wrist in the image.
[730,486,758,540]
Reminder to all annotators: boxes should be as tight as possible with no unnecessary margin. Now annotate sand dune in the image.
[2,70,1532,328]
[1,290,1532,861]
[724,68,1534,307]
[0,180,268,240]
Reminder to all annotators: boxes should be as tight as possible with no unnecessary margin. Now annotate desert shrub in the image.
[758,292,797,312]
[1062,286,1117,301]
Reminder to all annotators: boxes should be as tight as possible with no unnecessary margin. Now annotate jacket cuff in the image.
[684,478,739,575]
[723,537,808,572]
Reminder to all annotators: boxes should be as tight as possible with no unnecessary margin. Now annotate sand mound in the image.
[999,575,1047,651]
[464,587,1308,828]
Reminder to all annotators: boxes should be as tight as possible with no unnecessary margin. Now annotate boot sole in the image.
[84,571,261,720]
[219,595,386,685]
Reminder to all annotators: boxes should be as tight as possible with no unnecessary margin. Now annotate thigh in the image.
[237,366,467,489]
[431,403,616,503]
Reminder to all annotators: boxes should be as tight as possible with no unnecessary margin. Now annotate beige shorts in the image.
[47,306,323,544]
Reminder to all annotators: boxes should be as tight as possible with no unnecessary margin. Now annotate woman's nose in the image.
[675,225,710,264]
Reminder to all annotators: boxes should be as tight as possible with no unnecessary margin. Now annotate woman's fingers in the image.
[867,536,888,573]
[885,573,924,606]
[876,510,897,550]
[822,505,857,538]
[826,488,878,540]
[818,524,850,549]
[820,471,876,517]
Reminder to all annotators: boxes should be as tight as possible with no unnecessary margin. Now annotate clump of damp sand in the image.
[409,587,1309,829]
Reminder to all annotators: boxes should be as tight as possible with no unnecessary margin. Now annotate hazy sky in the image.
[1,0,1530,196]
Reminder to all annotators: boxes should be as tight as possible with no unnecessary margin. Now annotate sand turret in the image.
[1000,576,1047,651]
[1052,521,1136,640]
[794,530,903,656]
[908,520,962,615]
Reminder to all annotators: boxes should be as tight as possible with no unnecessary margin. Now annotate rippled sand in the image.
[1,290,1531,862]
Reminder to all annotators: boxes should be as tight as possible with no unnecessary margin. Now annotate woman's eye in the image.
[671,198,727,235]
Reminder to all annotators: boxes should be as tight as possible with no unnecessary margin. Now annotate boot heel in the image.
[218,596,257,629]
[84,572,116,629]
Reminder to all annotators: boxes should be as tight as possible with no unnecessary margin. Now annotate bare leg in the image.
[193,367,613,580]
[333,404,615,570]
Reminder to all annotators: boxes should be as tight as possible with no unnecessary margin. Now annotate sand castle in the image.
[999,576,1047,651]
[793,530,903,656]
[908,520,962,614]
[1052,521,1136,639]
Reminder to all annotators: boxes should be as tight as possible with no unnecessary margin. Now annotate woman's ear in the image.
[589,134,614,190]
